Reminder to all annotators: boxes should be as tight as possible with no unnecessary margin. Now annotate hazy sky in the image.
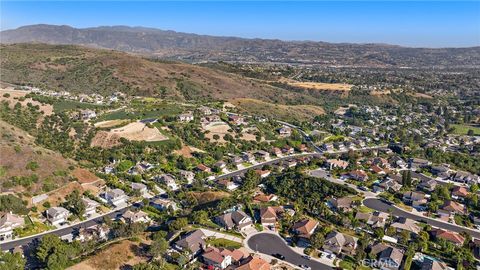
[1,1,479,47]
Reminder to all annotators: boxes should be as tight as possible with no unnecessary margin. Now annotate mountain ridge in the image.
[2,24,479,68]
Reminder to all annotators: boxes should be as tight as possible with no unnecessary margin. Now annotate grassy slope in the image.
[451,124,480,136]
[0,119,77,195]
[231,98,325,121]
[0,43,315,106]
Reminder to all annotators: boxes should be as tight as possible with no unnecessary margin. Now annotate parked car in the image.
[272,253,285,260]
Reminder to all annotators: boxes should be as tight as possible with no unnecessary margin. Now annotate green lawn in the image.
[14,221,53,237]
[451,124,480,136]
[357,205,373,213]
[206,238,242,249]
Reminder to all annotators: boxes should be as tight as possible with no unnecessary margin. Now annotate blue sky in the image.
[1,1,479,47]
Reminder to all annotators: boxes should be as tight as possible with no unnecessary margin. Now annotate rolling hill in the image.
[2,24,480,68]
[0,43,313,104]
[0,119,75,195]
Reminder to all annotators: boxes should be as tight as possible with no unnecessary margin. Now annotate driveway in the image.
[363,198,480,239]
[246,232,333,270]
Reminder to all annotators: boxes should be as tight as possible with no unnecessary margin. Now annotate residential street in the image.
[246,232,333,270]
[309,168,377,197]
[0,145,390,252]
[363,198,480,239]
[0,207,129,251]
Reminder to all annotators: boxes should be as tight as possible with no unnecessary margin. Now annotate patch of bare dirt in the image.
[91,122,167,148]
[72,168,100,184]
[0,88,53,116]
[68,239,148,270]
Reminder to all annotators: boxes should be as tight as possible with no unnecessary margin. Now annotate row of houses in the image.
[174,229,271,270]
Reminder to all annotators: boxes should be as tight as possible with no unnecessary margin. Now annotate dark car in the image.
[272,253,285,260]
[380,198,393,205]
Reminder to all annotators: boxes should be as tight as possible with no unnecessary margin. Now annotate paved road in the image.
[363,198,480,239]
[309,168,377,197]
[247,233,333,270]
[276,120,323,153]
[214,153,321,181]
[0,207,129,251]
[214,145,387,182]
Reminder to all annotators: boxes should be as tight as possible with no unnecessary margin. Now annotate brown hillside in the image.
[231,98,325,121]
[0,43,309,104]
[0,119,77,195]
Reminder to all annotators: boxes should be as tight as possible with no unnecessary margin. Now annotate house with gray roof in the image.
[103,188,128,207]
[45,207,70,226]
[215,210,253,231]
[174,229,206,256]
[323,231,358,255]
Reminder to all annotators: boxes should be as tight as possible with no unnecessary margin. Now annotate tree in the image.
[310,232,325,249]
[403,243,417,270]
[36,234,78,269]
[64,190,85,218]
[402,170,412,187]
[374,227,384,239]
[417,231,429,252]
[242,169,261,192]
[399,230,411,245]
[132,260,166,270]
[151,230,167,241]
[168,217,188,231]
[190,210,209,225]
[148,238,169,258]
[353,234,371,262]
[117,160,134,172]
[471,183,479,193]
[0,252,25,270]
[0,195,29,215]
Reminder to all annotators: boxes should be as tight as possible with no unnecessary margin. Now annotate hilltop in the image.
[2,24,480,68]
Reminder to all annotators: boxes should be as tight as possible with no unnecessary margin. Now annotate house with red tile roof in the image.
[259,206,283,230]
[431,228,465,246]
[253,193,278,203]
[196,163,211,173]
[235,256,271,270]
[371,165,386,175]
[348,170,369,181]
[201,247,233,269]
[451,186,469,201]
[292,218,319,240]
[437,200,466,218]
